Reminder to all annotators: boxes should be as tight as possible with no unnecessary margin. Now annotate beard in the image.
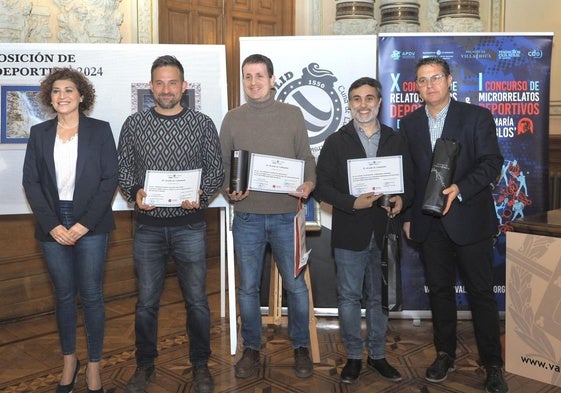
[154,94,182,110]
[352,110,377,125]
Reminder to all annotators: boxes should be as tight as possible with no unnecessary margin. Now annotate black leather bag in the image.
[381,216,402,314]
[422,138,461,216]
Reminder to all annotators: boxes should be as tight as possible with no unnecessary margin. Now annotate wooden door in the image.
[158,0,295,109]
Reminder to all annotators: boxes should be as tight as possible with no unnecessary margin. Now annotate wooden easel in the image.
[261,258,320,363]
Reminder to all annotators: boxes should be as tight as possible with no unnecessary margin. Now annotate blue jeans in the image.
[233,212,310,350]
[334,233,387,360]
[41,201,108,362]
[133,221,211,367]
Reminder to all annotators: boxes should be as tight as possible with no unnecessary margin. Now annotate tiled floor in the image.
[1,260,560,393]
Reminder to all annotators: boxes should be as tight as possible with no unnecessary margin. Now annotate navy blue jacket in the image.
[315,121,412,251]
[23,115,118,241]
[400,99,503,245]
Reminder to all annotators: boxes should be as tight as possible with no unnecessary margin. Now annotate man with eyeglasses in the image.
[399,57,508,393]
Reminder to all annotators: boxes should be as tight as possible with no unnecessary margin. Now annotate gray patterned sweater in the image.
[117,107,224,226]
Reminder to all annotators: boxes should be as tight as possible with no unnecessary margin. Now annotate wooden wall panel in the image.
[160,1,224,45]
[197,13,222,43]
[167,11,191,43]
[551,135,561,173]
[0,209,220,323]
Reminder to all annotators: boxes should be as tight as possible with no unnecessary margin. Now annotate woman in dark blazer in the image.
[23,68,118,393]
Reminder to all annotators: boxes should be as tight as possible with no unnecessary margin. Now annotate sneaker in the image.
[340,359,362,384]
[235,348,260,378]
[294,347,313,378]
[485,366,508,393]
[366,357,402,382]
[193,364,214,393]
[425,353,455,383]
[126,365,155,393]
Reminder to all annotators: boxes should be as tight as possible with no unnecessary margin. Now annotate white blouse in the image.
[53,133,78,201]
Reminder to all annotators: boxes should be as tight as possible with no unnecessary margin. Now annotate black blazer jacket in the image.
[23,115,118,241]
[315,121,412,251]
[400,99,503,245]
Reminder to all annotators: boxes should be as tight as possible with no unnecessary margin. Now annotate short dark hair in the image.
[241,54,274,77]
[39,67,95,113]
[348,77,382,99]
[415,56,451,77]
[151,55,185,81]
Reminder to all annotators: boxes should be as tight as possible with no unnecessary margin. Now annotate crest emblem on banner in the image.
[275,63,347,152]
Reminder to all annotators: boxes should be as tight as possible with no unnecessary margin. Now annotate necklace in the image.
[57,121,79,129]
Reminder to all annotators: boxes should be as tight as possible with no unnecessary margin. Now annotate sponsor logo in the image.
[528,49,543,58]
[461,49,491,59]
[498,49,521,59]
[390,50,416,61]
[422,49,454,60]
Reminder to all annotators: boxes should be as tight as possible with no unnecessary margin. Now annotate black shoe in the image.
[193,364,215,393]
[367,357,402,382]
[235,348,260,378]
[56,359,80,393]
[294,347,313,378]
[485,366,508,393]
[126,365,155,393]
[340,359,362,384]
[425,353,455,383]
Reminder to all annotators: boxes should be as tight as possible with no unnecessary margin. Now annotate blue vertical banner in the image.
[378,33,553,312]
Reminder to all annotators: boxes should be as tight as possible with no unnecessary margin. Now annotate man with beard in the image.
[315,77,411,384]
[117,55,223,393]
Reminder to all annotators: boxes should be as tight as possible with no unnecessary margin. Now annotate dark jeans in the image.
[41,200,108,362]
[132,221,211,367]
[421,219,503,367]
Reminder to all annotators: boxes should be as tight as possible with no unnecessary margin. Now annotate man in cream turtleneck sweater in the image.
[220,54,316,379]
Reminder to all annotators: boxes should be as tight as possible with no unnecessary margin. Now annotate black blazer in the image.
[23,115,118,241]
[315,121,412,251]
[400,99,503,245]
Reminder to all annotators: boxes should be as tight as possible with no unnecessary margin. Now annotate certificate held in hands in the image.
[229,149,249,192]
[248,153,305,194]
[143,169,202,207]
[347,155,404,197]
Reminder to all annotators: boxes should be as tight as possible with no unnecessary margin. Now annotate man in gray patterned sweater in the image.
[117,55,223,393]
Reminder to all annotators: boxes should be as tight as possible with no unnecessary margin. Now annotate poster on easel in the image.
[0,43,228,214]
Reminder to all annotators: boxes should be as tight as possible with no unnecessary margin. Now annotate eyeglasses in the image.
[416,74,446,87]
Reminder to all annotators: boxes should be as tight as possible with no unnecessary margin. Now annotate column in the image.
[333,0,377,35]
[434,0,484,32]
[379,0,421,33]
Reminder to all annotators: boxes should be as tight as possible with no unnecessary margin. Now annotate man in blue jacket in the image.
[315,77,411,384]
[400,57,507,393]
